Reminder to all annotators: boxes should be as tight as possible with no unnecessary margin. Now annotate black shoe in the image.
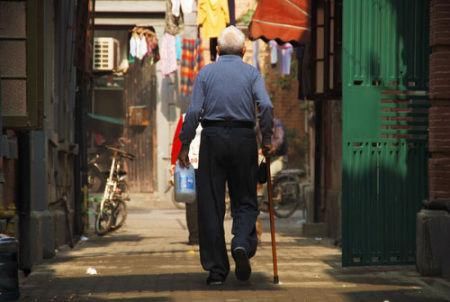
[206,274,224,286]
[233,247,251,281]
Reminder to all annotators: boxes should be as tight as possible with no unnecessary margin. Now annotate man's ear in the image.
[241,46,246,57]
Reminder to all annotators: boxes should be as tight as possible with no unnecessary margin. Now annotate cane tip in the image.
[273,276,280,284]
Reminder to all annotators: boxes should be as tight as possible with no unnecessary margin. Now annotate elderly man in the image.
[178,26,273,285]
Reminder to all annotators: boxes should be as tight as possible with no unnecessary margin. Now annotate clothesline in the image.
[127,0,299,98]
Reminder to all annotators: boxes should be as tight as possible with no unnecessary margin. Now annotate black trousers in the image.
[197,126,259,279]
[186,202,198,243]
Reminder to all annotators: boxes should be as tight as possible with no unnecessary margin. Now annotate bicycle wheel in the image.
[95,200,113,236]
[110,199,127,231]
[272,175,301,218]
[88,165,106,193]
[118,181,130,201]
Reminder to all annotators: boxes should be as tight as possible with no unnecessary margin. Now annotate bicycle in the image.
[95,146,135,235]
[258,168,306,218]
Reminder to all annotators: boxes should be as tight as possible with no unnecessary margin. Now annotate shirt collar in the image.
[217,55,243,62]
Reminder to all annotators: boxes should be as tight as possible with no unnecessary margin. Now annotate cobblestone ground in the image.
[19,194,450,302]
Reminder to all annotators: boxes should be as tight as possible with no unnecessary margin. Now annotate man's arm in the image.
[178,72,205,166]
[252,71,273,154]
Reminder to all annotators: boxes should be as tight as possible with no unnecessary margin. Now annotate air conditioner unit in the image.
[93,38,120,71]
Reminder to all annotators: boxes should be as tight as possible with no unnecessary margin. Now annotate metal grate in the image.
[380,90,429,141]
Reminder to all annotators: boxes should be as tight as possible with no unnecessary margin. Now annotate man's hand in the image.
[178,144,190,168]
[168,164,175,186]
[262,144,276,158]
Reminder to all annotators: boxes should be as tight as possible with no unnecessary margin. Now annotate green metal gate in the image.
[342,0,429,266]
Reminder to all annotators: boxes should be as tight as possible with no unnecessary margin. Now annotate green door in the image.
[342,0,429,266]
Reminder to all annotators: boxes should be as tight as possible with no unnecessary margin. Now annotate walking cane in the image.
[265,156,279,284]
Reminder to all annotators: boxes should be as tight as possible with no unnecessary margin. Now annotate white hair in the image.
[217,26,245,55]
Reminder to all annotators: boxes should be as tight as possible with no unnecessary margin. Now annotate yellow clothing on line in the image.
[198,0,230,39]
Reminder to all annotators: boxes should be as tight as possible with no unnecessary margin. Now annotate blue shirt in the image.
[179,55,273,146]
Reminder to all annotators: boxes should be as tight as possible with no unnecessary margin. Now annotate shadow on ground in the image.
[19,272,280,301]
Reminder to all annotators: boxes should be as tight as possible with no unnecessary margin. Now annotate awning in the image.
[248,0,310,45]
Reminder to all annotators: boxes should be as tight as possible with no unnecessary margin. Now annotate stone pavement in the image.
[18,194,450,302]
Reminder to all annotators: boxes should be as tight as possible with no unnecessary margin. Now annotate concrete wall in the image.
[154,23,180,197]
[16,0,79,270]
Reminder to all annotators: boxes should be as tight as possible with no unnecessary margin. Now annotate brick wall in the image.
[429,0,450,200]
[243,41,307,169]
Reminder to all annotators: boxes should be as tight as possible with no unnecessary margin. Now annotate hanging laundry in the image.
[278,43,293,76]
[180,38,204,96]
[197,0,229,39]
[165,0,184,35]
[172,0,181,16]
[145,29,157,53]
[181,0,195,14]
[227,0,236,25]
[252,40,259,70]
[129,26,160,64]
[136,34,148,60]
[149,31,156,52]
[183,0,198,39]
[210,37,218,61]
[148,26,160,63]
[128,53,135,64]
[176,35,182,61]
[269,40,278,66]
[160,33,178,76]
[172,0,195,17]
[151,44,160,64]
[129,31,139,58]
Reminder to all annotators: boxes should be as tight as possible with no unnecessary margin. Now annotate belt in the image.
[201,120,255,129]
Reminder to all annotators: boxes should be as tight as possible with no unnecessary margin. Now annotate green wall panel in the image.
[342,0,429,266]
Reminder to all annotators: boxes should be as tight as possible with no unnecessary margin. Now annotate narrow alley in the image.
[2,0,450,301]
[18,195,450,302]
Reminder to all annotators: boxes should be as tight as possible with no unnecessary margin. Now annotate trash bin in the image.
[0,235,19,301]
